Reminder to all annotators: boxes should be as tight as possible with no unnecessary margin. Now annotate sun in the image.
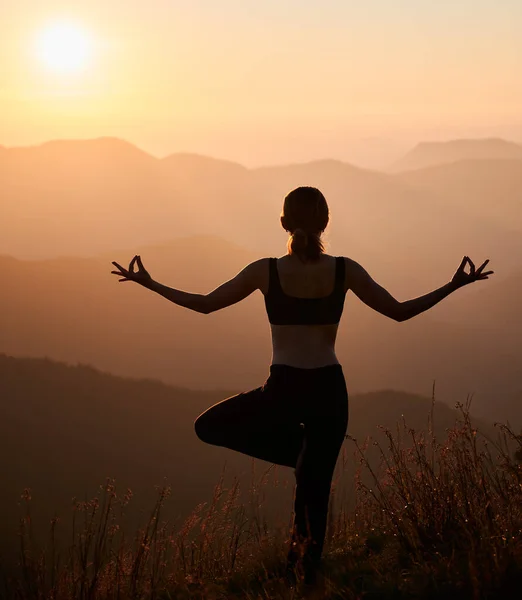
[35,21,93,74]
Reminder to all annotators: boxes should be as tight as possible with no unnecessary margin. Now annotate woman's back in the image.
[260,253,346,368]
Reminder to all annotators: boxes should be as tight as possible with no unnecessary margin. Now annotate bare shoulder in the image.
[245,257,271,295]
[246,257,271,274]
[339,256,367,291]
[340,256,363,271]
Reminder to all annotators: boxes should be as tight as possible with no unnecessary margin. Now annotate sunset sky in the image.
[1,0,521,166]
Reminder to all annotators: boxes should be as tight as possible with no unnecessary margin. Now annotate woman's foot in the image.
[285,553,321,586]
[303,556,321,586]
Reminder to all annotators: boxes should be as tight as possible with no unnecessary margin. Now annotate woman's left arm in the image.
[111,255,264,314]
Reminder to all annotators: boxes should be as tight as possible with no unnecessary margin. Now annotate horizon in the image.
[2,133,522,170]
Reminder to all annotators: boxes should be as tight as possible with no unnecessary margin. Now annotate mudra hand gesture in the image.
[451,256,493,289]
[111,255,153,287]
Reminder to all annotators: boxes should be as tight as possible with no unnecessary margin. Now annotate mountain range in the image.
[1,137,521,288]
[1,136,521,422]
[390,138,522,172]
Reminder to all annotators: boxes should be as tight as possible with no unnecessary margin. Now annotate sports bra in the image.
[264,257,346,325]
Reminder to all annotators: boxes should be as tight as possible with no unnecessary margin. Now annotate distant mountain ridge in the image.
[0,136,381,176]
[1,136,156,164]
[5,136,522,171]
[391,138,522,172]
[3,135,521,282]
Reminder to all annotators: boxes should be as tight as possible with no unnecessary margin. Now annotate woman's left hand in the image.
[111,255,153,287]
[451,256,493,289]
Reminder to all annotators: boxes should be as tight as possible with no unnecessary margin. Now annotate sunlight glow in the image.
[35,21,93,74]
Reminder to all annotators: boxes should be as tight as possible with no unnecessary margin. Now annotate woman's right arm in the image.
[345,256,493,322]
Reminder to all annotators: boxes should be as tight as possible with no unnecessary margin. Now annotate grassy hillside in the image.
[1,353,521,598]
[0,354,502,542]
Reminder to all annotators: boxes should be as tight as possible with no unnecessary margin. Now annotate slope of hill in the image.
[391,138,522,172]
[162,152,248,178]
[395,158,522,232]
[0,353,500,557]
[0,137,157,185]
[0,236,269,391]
[1,136,155,162]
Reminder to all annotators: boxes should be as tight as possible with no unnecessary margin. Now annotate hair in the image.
[280,186,329,262]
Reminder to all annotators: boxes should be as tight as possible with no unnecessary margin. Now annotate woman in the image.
[111,186,493,584]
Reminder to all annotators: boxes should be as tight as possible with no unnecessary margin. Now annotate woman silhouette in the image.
[111,186,493,584]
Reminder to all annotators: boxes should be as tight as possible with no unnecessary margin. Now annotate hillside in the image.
[391,138,522,172]
[0,353,500,558]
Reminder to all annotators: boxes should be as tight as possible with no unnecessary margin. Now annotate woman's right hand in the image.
[111,255,153,287]
[451,256,494,289]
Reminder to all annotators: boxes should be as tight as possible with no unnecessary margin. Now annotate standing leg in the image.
[194,385,304,468]
[290,419,346,571]
[288,372,349,584]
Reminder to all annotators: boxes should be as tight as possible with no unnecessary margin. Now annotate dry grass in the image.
[3,396,522,599]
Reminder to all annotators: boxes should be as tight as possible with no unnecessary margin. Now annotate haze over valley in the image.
[2,136,521,426]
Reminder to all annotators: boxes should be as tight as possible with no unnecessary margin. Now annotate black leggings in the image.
[194,363,349,567]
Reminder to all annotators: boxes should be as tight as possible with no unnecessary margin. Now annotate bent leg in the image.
[194,386,304,468]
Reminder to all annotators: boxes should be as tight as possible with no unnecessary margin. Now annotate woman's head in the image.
[280,186,329,262]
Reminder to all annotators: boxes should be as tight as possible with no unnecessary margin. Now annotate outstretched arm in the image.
[111,255,264,314]
[345,256,493,322]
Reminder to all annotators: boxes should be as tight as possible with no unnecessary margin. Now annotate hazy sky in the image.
[1,0,521,166]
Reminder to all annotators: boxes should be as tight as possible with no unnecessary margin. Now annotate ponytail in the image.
[288,228,324,262]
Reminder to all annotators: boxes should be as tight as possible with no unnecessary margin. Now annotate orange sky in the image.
[1,0,521,167]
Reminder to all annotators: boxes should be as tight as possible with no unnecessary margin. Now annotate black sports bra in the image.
[264,257,346,326]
